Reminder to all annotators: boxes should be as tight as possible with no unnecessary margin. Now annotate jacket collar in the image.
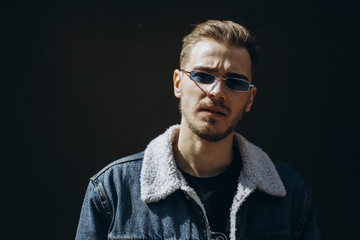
[140,125,286,203]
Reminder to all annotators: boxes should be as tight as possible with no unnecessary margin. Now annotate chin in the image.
[189,120,234,142]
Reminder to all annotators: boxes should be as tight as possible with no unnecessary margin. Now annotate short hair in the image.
[180,20,258,76]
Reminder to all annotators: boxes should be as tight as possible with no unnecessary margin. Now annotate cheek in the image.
[182,83,203,102]
[181,91,196,109]
[231,95,250,113]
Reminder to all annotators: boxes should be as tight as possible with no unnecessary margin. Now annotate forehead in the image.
[186,40,252,79]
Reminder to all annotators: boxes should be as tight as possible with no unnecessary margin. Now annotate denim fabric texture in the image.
[76,125,321,240]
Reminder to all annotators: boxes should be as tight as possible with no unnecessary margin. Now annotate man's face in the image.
[173,40,257,142]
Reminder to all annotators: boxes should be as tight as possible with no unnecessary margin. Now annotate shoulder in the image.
[271,160,320,237]
[272,160,311,196]
[91,151,144,182]
[80,152,145,224]
[273,160,304,181]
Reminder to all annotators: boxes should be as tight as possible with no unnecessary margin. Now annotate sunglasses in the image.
[181,70,254,92]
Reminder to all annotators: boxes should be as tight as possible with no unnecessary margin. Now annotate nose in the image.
[207,79,226,102]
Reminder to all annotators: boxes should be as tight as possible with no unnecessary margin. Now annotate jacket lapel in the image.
[140,125,286,204]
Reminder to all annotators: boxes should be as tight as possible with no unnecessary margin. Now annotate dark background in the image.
[3,0,359,239]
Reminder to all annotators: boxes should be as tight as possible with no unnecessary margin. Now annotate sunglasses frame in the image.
[180,69,254,92]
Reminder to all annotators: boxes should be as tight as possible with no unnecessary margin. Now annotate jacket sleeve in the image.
[75,181,111,240]
[295,188,321,240]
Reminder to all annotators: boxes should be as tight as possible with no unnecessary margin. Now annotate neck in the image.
[173,123,234,178]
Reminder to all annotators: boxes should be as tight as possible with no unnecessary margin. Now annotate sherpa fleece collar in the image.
[140,125,286,203]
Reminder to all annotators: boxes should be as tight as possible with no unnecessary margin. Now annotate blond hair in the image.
[180,20,258,74]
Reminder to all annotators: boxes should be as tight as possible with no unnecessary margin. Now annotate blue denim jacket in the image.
[76,125,320,240]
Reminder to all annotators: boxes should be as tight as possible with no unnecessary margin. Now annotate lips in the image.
[200,107,226,116]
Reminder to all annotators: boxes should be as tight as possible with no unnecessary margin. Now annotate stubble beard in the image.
[179,99,245,142]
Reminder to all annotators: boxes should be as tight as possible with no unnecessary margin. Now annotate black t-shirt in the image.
[180,149,242,237]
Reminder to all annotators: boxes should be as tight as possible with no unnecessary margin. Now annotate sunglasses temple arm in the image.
[192,80,213,100]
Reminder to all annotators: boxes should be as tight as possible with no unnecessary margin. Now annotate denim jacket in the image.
[76,125,320,240]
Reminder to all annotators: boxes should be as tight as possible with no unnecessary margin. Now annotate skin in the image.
[173,40,257,177]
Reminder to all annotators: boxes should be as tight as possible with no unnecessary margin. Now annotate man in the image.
[76,20,320,240]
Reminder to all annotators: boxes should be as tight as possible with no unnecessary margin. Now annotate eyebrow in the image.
[192,66,249,81]
[227,72,249,81]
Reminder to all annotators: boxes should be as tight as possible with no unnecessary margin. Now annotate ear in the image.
[173,69,182,98]
[245,86,257,112]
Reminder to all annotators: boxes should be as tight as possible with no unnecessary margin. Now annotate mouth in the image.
[200,107,227,117]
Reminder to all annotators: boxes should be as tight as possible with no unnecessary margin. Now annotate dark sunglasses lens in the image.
[190,71,215,84]
[226,78,249,91]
